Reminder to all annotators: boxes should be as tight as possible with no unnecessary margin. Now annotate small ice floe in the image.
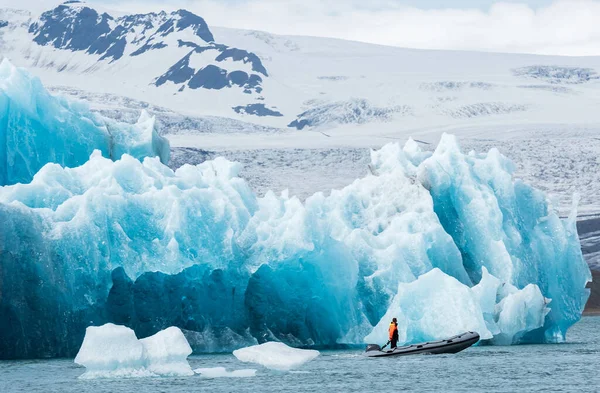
[194,367,257,378]
[233,342,319,371]
[74,324,193,379]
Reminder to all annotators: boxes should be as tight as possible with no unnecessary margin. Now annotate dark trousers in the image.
[391,338,398,349]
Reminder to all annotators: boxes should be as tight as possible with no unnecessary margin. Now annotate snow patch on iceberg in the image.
[74,324,193,379]
[233,342,319,371]
[0,59,169,186]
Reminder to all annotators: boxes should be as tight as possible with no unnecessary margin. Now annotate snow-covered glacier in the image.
[0,64,591,358]
[0,59,169,186]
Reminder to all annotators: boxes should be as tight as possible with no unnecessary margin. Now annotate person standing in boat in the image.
[389,318,399,349]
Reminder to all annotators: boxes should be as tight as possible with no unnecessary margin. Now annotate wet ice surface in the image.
[1,317,598,393]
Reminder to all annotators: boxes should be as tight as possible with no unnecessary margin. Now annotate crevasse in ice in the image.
[0,64,591,358]
[0,59,169,186]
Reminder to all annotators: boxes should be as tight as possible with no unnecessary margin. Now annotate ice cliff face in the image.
[0,64,591,359]
[0,59,169,186]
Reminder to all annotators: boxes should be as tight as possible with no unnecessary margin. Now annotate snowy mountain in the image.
[22,1,268,95]
[1,1,599,269]
[3,1,600,130]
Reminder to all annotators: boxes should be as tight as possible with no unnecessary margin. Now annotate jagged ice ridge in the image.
[0,63,591,359]
[0,59,169,186]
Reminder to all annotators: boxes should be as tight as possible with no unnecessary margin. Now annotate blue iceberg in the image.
[0,59,169,186]
[0,64,591,359]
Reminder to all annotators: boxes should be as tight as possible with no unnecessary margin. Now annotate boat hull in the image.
[364,331,480,358]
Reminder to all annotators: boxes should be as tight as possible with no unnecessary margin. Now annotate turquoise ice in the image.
[0,63,591,359]
[0,59,169,186]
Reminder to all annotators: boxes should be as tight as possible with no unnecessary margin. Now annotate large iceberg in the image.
[0,69,591,358]
[74,324,193,379]
[0,59,169,186]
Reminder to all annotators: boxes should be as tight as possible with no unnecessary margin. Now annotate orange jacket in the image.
[389,322,398,340]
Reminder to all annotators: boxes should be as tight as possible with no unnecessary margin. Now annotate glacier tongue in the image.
[0,59,169,186]
[0,72,591,357]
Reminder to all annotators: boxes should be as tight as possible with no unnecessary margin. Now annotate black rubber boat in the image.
[364,331,480,358]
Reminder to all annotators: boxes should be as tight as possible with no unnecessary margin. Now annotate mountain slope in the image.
[3,1,600,130]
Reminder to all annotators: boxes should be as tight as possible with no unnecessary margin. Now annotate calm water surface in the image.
[1,316,599,392]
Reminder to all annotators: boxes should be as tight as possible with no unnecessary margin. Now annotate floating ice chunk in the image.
[74,324,193,378]
[74,324,150,379]
[140,327,194,377]
[233,342,319,371]
[194,367,257,378]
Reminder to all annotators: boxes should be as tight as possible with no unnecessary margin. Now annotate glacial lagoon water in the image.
[1,316,598,393]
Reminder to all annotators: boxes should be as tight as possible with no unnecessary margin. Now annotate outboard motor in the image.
[365,344,381,352]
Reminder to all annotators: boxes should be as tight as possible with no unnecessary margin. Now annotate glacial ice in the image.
[75,324,151,379]
[194,367,257,378]
[233,342,320,371]
[0,88,591,359]
[74,324,193,379]
[364,267,550,345]
[0,59,169,186]
[140,327,194,377]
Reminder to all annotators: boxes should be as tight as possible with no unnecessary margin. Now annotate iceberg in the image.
[0,92,591,359]
[140,327,195,377]
[0,59,169,186]
[194,367,257,378]
[74,323,152,379]
[233,342,320,371]
[413,136,590,342]
[364,267,550,345]
[74,324,193,379]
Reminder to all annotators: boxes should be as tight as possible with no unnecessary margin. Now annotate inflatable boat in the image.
[364,331,480,358]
